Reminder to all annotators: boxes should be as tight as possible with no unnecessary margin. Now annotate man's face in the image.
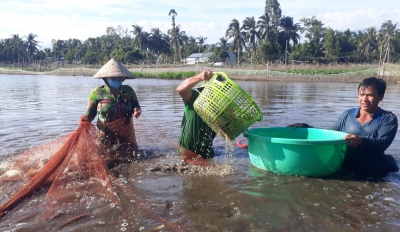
[358,86,383,113]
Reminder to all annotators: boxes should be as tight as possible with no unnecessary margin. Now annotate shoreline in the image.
[1,67,399,84]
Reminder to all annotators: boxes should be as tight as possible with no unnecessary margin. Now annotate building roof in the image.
[187,53,213,58]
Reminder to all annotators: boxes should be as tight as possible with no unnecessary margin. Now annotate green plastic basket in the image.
[193,72,263,140]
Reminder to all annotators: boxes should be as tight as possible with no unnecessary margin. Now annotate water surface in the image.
[1,75,400,231]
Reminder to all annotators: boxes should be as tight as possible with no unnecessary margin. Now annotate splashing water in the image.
[219,130,235,161]
[147,154,235,177]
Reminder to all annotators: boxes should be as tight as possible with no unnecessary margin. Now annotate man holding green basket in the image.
[176,69,217,164]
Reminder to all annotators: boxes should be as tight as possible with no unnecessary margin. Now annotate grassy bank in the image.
[1,63,399,83]
[131,71,197,79]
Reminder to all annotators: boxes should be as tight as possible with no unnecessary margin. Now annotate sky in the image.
[1,0,399,49]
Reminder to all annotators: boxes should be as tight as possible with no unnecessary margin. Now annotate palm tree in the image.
[278,16,301,70]
[1,38,13,60]
[168,9,178,29]
[52,39,68,61]
[187,36,197,52]
[226,19,246,64]
[148,27,170,66]
[168,25,185,63]
[357,27,378,60]
[131,24,148,53]
[379,20,399,51]
[24,33,41,61]
[217,37,230,50]
[168,9,185,63]
[9,34,26,65]
[257,12,272,42]
[379,20,399,63]
[278,16,301,49]
[242,16,260,64]
[207,37,230,62]
[196,36,207,53]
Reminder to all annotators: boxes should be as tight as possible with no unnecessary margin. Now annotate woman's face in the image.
[358,86,383,113]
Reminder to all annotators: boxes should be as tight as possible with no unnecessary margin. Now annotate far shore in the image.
[1,67,399,84]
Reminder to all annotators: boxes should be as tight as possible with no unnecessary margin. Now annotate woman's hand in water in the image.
[133,108,141,118]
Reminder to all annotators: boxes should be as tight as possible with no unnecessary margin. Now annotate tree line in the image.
[0,0,399,67]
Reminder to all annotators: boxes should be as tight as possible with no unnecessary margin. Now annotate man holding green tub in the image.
[176,69,217,164]
[289,77,399,179]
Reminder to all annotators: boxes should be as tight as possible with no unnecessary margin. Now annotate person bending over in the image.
[176,69,217,164]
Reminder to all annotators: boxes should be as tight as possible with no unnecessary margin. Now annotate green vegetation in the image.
[0,0,399,71]
[273,68,372,75]
[131,71,197,79]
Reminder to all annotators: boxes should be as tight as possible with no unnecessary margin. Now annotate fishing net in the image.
[0,117,187,231]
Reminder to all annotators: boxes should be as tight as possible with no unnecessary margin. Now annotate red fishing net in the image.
[0,118,187,231]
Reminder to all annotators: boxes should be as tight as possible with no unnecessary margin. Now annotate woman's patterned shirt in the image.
[85,85,140,123]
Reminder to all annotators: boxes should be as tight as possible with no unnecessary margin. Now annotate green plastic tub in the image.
[243,127,348,177]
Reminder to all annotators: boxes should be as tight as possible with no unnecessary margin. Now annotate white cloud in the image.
[316,9,400,32]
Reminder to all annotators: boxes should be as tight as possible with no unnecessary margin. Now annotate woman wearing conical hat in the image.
[81,58,141,161]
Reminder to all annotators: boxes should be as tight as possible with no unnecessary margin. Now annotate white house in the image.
[181,53,213,64]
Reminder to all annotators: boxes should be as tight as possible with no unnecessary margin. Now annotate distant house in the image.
[225,51,237,65]
[181,53,213,64]
[211,51,237,66]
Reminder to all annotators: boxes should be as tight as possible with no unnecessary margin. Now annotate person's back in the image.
[176,69,217,162]
[178,89,216,158]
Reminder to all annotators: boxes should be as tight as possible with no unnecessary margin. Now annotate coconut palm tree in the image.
[278,16,301,49]
[168,25,185,63]
[168,9,178,29]
[357,27,378,60]
[52,39,68,61]
[217,37,230,50]
[9,34,26,64]
[147,28,170,66]
[24,33,41,61]
[226,19,246,64]
[131,24,148,53]
[242,16,260,64]
[257,12,272,42]
[378,20,399,63]
[187,36,197,53]
[196,36,207,53]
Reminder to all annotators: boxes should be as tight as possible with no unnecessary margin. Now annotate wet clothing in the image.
[179,89,217,158]
[331,107,399,178]
[85,85,140,153]
[86,85,140,123]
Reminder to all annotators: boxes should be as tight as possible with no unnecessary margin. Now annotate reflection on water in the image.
[0,74,400,231]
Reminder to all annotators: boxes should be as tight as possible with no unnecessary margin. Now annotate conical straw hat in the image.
[93,58,135,79]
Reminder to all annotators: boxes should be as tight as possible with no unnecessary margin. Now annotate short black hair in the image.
[358,77,386,97]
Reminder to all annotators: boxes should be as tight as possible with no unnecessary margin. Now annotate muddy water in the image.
[1,74,400,231]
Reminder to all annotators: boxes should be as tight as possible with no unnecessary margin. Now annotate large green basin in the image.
[243,127,348,177]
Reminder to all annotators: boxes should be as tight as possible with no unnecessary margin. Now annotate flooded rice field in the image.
[1,74,400,231]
